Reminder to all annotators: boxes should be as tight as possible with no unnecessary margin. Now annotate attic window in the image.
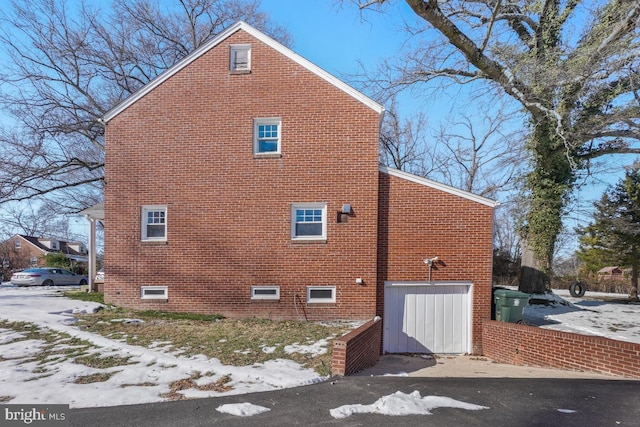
[230,44,251,72]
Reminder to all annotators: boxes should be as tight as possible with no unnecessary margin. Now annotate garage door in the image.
[383,282,472,354]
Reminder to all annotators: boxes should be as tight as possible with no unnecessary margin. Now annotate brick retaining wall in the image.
[332,317,382,376]
[483,319,640,379]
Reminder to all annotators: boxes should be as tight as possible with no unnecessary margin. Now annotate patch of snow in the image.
[284,338,330,356]
[216,402,271,416]
[330,390,489,418]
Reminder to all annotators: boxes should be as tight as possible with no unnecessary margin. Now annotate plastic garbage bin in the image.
[493,289,530,323]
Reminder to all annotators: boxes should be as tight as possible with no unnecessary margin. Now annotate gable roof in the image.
[598,266,622,274]
[16,235,87,259]
[101,21,384,123]
[379,166,500,208]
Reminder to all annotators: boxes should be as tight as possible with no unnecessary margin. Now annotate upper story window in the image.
[254,118,281,155]
[291,203,327,241]
[14,240,21,249]
[141,205,167,242]
[230,44,251,72]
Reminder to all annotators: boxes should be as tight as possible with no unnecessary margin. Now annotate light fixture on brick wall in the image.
[338,204,352,224]
[423,256,439,281]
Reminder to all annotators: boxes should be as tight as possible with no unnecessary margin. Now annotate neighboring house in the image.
[598,266,624,281]
[101,21,498,355]
[0,234,88,274]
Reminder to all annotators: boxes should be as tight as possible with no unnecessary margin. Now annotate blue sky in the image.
[260,0,414,77]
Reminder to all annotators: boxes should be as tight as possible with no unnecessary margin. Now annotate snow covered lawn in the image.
[0,286,345,408]
[523,289,640,344]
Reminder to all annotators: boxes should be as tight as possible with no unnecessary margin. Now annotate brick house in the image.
[100,21,497,354]
[0,234,88,276]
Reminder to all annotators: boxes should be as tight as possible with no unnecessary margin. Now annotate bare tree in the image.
[433,105,528,199]
[493,201,523,286]
[351,0,640,293]
[0,0,289,212]
[379,97,438,175]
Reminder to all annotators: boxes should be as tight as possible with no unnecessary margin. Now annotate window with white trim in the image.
[307,286,336,303]
[291,203,327,240]
[29,257,38,267]
[14,240,21,249]
[254,118,281,154]
[141,206,167,241]
[230,44,251,71]
[141,286,168,300]
[251,286,280,300]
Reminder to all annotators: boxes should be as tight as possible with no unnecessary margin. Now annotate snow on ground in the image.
[0,285,326,408]
[523,288,640,344]
[0,283,638,416]
[216,402,271,417]
[329,390,489,419]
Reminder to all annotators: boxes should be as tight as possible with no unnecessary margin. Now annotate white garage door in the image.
[383,282,472,354]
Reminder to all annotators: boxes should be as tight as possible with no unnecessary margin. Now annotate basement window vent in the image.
[141,286,168,300]
[251,286,280,300]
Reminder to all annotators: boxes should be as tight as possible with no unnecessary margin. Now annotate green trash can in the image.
[493,289,530,323]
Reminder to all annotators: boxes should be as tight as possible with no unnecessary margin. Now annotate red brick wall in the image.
[2,237,45,270]
[483,320,640,378]
[332,317,382,375]
[104,30,381,320]
[377,172,495,354]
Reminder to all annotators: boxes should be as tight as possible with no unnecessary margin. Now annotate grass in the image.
[68,299,354,376]
[64,291,105,304]
[7,292,356,377]
[0,319,140,373]
[74,372,120,384]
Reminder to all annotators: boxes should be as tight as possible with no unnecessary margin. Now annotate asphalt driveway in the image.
[71,376,640,427]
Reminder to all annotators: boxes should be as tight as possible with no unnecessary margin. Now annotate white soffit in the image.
[380,166,500,208]
[102,21,384,123]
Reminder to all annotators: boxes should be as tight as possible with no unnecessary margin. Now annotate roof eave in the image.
[101,21,383,124]
[379,165,500,208]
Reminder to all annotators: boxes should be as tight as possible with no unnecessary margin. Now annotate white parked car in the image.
[11,268,88,287]
[95,268,104,285]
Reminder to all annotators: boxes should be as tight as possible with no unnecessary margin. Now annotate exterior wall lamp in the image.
[338,204,352,223]
[423,256,439,281]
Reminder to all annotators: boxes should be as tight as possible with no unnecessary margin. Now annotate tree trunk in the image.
[631,265,639,301]
[519,241,550,294]
[517,119,573,295]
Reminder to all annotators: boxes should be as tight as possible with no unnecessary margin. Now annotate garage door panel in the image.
[384,282,471,354]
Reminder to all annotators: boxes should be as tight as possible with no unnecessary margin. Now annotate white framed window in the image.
[14,240,21,249]
[141,286,168,300]
[291,203,327,240]
[307,286,336,303]
[230,44,251,71]
[141,205,167,241]
[251,286,280,300]
[29,257,38,267]
[254,118,281,154]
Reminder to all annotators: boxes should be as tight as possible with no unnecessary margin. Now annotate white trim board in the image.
[380,166,500,208]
